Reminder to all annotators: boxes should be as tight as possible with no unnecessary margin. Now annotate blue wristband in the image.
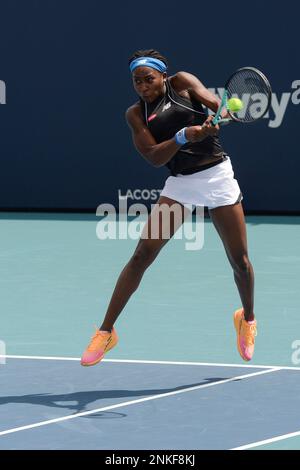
[175,127,188,145]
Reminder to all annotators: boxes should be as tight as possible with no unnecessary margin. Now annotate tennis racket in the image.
[212,67,272,125]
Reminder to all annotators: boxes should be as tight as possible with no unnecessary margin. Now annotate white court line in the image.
[0,355,79,361]
[0,368,279,438]
[1,354,300,371]
[104,359,300,371]
[231,429,300,450]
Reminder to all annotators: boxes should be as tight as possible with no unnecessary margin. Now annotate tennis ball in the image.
[228,97,244,112]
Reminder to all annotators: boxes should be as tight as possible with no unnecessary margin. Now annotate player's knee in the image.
[233,254,251,274]
[130,244,159,270]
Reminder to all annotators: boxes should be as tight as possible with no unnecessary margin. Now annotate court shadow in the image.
[0,377,226,415]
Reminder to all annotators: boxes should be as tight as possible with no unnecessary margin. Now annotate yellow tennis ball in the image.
[228,97,244,112]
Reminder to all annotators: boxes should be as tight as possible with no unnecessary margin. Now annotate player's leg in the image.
[209,201,254,319]
[81,197,191,366]
[209,201,257,361]
[100,196,190,330]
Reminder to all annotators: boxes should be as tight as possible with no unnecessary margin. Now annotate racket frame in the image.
[212,67,272,126]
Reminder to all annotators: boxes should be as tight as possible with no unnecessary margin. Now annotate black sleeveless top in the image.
[141,79,227,176]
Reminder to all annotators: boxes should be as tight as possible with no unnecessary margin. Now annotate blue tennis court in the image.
[1,357,300,450]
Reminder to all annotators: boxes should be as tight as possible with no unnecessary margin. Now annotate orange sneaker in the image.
[81,327,118,367]
[233,308,257,361]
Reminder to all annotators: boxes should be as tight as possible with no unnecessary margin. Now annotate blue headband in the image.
[130,57,167,73]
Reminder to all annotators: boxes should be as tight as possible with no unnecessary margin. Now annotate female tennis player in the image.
[81,49,257,366]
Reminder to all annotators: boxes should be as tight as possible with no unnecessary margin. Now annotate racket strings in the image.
[227,69,271,122]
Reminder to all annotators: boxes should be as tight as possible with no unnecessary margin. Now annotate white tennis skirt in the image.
[160,156,243,210]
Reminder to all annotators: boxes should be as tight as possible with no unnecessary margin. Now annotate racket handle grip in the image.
[212,115,219,126]
[212,116,231,126]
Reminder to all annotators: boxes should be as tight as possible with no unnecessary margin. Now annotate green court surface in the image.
[1,213,300,449]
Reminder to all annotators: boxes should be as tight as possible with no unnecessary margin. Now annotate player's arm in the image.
[125,105,180,167]
[125,105,218,168]
[172,71,229,118]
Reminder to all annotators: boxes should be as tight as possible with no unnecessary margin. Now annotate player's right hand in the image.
[185,117,219,142]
